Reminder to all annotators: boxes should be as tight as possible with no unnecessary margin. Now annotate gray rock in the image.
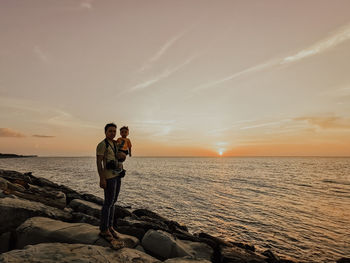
[16,217,139,249]
[81,193,104,205]
[337,258,350,263]
[133,208,168,221]
[0,197,72,234]
[164,257,211,263]
[117,216,170,233]
[115,205,133,219]
[133,209,188,233]
[135,244,146,253]
[221,245,267,263]
[71,212,100,226]
[182,240,213,261]
[6,184,66,209]
[141,230,213,261]
[0,170,33,186]
[0,177,25,192]
[69,198,101,218]
[117,225,146,240]
[0,243,160,263]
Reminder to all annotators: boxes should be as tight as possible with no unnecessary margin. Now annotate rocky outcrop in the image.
[0,169,303,263]
[0,243,160,263]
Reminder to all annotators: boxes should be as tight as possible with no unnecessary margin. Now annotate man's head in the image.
[120,126,129,138]
[104,123,117,140]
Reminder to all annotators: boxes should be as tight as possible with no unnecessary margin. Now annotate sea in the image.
[0,156,349,262]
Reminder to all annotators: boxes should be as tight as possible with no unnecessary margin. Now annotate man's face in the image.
[105,127,116,140]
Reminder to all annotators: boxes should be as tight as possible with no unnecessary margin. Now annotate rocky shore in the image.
[0,169,348,263]
[0,154,38,159]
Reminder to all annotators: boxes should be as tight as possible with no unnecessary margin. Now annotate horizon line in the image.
[18,155,350,158]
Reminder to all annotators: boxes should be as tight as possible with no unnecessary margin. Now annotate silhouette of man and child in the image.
[96,123,132,248]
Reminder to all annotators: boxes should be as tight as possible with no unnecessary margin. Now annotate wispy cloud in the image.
[32,134,55,138]
[34,46,49,63]
[0,128,26,138]
[138,26,195,72]
[132,119,178,137]
[282,23,350,64]
[0,96,100,130]
[294,115,350,130]
[80,0,93,9]
[192,23,350,92]
[128,55,197,93]
[240,121,283,130]
[192,58,279,92]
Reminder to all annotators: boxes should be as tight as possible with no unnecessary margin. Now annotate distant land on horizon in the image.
[0,153,38,159]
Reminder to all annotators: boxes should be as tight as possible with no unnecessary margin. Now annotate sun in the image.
[219,151,223,156]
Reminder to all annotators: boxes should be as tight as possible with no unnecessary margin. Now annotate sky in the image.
[1,0,350,157]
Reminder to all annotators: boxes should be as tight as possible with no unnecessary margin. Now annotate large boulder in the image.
[0,197,72,234]
[141,230,213,261]
[16,217,139,249]
[0,243,160,263]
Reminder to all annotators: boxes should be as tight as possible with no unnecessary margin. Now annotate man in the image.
[96,122,124,247]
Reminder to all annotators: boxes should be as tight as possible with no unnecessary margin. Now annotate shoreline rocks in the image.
[0,168,317,262]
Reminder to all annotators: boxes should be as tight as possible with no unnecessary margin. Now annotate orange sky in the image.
[1,1,350,157]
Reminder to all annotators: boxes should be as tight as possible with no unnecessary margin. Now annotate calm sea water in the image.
[0,157,349,262]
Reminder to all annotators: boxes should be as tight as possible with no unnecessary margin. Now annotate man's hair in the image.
[120,126,129,131]
[104,123,117,133]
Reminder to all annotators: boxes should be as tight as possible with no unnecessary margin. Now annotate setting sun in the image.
[219,151,223,156]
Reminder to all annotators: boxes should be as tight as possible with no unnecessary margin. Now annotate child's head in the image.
[120,126,129,138]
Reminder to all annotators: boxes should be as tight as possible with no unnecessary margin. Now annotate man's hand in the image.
[99,177,107,189]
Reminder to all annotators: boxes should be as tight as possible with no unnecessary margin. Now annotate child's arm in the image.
[128,139,132,156]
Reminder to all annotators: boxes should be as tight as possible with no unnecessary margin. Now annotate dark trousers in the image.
[100,176,121,232]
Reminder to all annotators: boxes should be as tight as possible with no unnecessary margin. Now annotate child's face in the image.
[120,129,129,138]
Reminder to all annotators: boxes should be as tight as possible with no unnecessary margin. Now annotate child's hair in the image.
[120,126,129,132]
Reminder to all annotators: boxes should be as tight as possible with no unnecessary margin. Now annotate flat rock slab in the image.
[0,243,160,263]
[16,217,139,249]
[0,197,72,234]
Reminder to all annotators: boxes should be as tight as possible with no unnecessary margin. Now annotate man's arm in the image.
[96,155,106,189]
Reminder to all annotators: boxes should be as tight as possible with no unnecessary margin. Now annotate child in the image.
[116,126,132,163]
